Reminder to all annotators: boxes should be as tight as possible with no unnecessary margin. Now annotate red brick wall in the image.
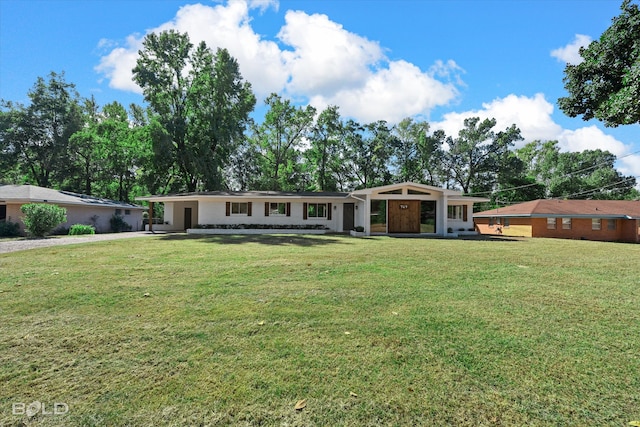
[533,217,637,242]
[476,217,639,243]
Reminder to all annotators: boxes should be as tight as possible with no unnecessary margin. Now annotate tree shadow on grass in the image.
[156,233,350,247]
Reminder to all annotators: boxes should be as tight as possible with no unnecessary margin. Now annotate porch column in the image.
[363,196,371,236]
[438,194,447,236]
[148,202,154,233]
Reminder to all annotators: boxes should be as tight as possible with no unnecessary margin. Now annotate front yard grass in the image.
[0,235,639,426]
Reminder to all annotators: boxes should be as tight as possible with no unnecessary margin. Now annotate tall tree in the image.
[67,96,103,195]
[0,71,83,188]
[419,129,446,186]
[558,0,640,127]
[516,140,636,199]
[442,117,522,194]
[342,120,395,189]
[249,94,316,191]
[305,105,344,191]
[391,118,433,183]
[133,30,255,191]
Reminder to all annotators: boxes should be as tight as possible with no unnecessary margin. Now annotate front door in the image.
[388,200,420,233]
[343,203,354,232]
[184,207,192,230]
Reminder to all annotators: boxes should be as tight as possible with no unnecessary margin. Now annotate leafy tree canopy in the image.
[558,0,640,126]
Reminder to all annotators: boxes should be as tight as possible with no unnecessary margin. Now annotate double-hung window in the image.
[447,205,463,220]
[226,201,252,216]
[269,202,286,216]
[303,202,331,220]
[231,202,248,215]
[307,203,327,218]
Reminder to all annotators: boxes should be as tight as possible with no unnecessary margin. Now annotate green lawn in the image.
[1,235,639,426]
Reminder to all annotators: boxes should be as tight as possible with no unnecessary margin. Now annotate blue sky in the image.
[1,0,638,181]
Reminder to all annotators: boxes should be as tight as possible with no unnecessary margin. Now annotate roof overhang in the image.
[136,192,351,203]
[474,213,631,219]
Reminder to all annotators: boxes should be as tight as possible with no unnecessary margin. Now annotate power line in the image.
[466,148,640,198]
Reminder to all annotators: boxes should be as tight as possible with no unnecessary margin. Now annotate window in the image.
[379,189,402,195]
[269,202,286,216]
[232,202,248,215]
[547,218,556,229]
[592,218,601,230]
[447,205,464,220]
[124,209,131,215]
[307,203,327,218]
[408,189,431,195]
[504,218,510,227]
[370,200,387,233]
[115,209,122,216]
[226,201,252,216]
[420,201,436,233]
[489,217,494,227]
[607,219,617,230]
[265,202,290,217]
[562,218,571,230]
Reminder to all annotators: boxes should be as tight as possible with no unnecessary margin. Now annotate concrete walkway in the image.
[0,231,163,254]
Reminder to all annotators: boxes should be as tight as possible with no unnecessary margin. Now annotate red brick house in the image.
[474,199,640,243]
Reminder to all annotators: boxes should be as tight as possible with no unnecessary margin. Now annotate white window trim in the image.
[307,203,328,219]
[269,202,286,216]
[231,202,249,215]
[447,205,464,220]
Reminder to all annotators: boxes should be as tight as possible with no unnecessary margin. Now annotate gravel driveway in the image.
[0,231,162,254]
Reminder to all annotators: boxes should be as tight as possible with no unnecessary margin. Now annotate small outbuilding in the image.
[0,184,146,235]
[474,199,640,243]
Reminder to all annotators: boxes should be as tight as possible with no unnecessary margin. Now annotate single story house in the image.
[0,184,146,235]
[474,199,640,243]
[136,182,488,237]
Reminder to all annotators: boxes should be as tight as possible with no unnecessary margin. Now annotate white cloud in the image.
[95,1,287,97]
[557,126,627,155]
[95,35,144,93]
[310,59,461,124]
[435,93,562,146]
[433,93,640,185]
[95,0,462,122]
[551,34,592,65]
[278,10,384,95]
[618,154,640,180]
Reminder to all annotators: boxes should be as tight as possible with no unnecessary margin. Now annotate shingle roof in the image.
[137,190,350,201]
[0,185,145,209]
[475,199,640,219]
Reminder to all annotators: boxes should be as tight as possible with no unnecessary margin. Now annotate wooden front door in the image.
[343,203,354,232]
[388,200,420,233]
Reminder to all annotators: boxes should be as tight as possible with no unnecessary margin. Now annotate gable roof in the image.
[350,182,490,202]
[137,182,491,203]
[0,185,145,209]
[475,199,640,219]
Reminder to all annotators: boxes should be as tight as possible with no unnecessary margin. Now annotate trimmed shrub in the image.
[20,203,67,237]
[0,220,21,237]
[69,224,96,235]
[110,214,132,233]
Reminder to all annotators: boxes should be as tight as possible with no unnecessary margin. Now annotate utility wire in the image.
[466,148,640,198]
